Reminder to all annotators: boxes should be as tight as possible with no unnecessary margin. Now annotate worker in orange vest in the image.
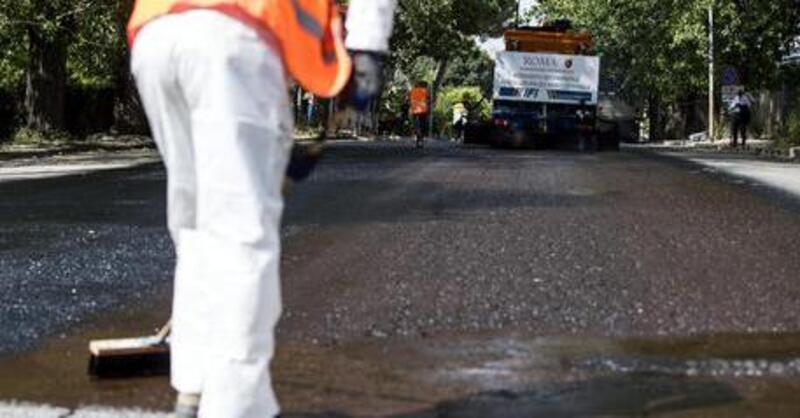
[127,1,397,417]
[410,83,430,148]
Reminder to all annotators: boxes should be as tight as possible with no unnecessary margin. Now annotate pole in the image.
[708,5,715,142]
[516,0,521,28]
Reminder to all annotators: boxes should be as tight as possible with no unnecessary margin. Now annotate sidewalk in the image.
[0,136,161,183]
[627,142,800,199]
[627,139,800,161]
[0,134,378,183]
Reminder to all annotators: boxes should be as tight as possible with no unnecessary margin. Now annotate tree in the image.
[110,0,147,134]
[714,0,800,88]
[0,1,84,132]
[533,0,800,140]
[389,0,517,114]
[0,0,145,137]
[442,44,495,97]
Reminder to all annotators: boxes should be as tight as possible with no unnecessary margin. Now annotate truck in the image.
[486,23,618,150]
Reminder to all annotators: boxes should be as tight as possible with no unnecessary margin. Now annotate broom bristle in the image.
[88,337,170,378]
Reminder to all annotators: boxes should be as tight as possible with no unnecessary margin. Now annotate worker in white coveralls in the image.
[126,0,397,416]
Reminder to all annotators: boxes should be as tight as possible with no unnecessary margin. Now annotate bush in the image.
[377,85,414,136]
[433,86,491,137]
[11,127,73,145]
[775,108,800,150]
[786,109,800,147]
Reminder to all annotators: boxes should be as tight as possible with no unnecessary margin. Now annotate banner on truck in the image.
[493,51,600,105]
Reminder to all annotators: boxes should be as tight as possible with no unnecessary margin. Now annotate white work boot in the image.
[173,393,200,418]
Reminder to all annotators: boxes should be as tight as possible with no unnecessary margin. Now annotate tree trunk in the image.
[112,0,148,135]
[648,94,665,141]
[429,58,449,138]
[112,63,148,135]
[25,27,67,133]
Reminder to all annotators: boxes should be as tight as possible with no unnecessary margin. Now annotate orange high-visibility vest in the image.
[128,0,352,98]
[410,87,429,115]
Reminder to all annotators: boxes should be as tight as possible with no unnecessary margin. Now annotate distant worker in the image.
[729,89,753,148]
[127,0,397,417]
[576,99,597,152]
[410,83,430,148]
[452,102,468,143]
[304,91,316,126]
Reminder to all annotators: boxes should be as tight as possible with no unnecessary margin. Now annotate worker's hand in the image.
[342,51,385,112]
[285,143,324,183]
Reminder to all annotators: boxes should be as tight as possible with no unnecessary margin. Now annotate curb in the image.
[0,402,169,418]
[624,143,800,164]
[0,142,157,162]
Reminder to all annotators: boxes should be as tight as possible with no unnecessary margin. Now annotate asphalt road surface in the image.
[1,139,800,417]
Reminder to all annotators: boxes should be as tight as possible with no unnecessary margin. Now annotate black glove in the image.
[342,51,385,112]
[285,142,324,183]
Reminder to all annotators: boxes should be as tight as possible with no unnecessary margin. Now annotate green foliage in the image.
[378,83,414,135]
[442,44,495,96]
[533,0,800,103]
[0,47,24,90]
[0,0,129,138]
[782,108,800,147]
[433,86,491,135]
[11,126,72,144]
[393,0,515,63]
[384,0,515,135]
[389,0,516,85]
[0,7,26,90]
[533,0,710,104]
[714,0,800,89]
[68,2,124,88]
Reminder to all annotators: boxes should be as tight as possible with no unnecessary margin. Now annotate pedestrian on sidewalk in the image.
[729,89,753,148]
[452,102,468,144]
[127,1,396,417]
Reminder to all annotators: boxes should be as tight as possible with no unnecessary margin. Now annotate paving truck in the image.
[485,23,618,150]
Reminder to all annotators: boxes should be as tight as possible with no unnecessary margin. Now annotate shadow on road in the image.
[0,164,166,227]
[285,178,604,227]
[285,374,740,418]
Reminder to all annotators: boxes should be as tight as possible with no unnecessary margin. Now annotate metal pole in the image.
[708,5,715,142]
[516,0,521,28]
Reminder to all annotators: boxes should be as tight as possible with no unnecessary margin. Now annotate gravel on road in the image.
[2,139,800,416]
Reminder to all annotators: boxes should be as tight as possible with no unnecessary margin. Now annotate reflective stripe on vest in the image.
[291,0,322,38]
[127,0,352,98]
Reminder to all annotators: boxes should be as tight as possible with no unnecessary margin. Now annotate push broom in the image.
[88,319,172,378]
[88,134,327,378]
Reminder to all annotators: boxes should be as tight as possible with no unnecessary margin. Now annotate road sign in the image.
[722,67,739,86]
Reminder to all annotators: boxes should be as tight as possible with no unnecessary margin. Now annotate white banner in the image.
[493,51,600,105]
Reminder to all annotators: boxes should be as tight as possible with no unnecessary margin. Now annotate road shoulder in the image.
[0,137,160,183]
[626,144,800,199]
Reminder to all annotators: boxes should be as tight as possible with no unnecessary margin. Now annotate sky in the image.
[479,0,540,58]
[520,0,538,15]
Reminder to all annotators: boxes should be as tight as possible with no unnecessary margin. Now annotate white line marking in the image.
[0,402,169,418]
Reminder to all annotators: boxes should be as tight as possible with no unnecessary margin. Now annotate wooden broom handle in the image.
[156,319,172,343]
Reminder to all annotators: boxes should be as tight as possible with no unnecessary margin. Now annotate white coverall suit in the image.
[130,2,396,416]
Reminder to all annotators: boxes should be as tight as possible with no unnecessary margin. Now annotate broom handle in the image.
[156,319,172,344]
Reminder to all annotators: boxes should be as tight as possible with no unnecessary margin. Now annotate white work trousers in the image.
[131,10,292,418]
